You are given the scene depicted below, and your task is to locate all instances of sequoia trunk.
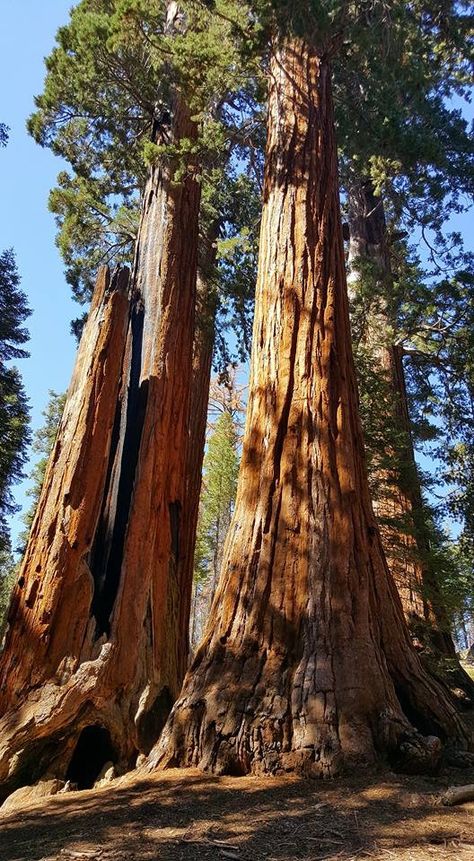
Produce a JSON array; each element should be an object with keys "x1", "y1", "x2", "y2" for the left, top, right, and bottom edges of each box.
[
  {"x1": 347, "y1": 177, "x2": 474, "y2": 699},
  {"x1": 0, "y1": 37, "x2": 201, "y2": 795},
  {"x1": 150, "y1": 38, "x2": 470, "y2": 779},
  {"x1": 176, "y1": 237, "x2": 218, "y2": 667}
]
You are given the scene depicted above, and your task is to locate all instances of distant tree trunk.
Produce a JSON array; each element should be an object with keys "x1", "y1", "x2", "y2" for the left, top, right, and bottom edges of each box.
[
  {"x1": 150, "y1": 38, "x2": 470, "y2": 779},
  {"x1": 347, "y1": 176, "x2": 474, "y2": 700},
  {"x1": 0, "y1": 46, "x2": 201, "y2": 796}
]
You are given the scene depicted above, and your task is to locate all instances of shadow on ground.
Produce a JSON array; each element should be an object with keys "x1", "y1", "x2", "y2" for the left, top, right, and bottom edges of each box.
[{"x1": 1, "y1": 767, "x2": 473, "y2": 861}]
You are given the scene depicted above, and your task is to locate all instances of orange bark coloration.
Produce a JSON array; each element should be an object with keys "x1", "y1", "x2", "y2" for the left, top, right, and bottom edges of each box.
[
  {"x1": 150, "y1": 38, "x2": 471, "y2": 779},
  {"x1": 0, "y1": 61, "x2": 201, "y2": 796}
]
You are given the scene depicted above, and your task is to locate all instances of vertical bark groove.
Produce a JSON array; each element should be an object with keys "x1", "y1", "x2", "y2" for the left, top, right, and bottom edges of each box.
[{"x1": 150, "y1": 38, "x2": 471, "y2": 780}]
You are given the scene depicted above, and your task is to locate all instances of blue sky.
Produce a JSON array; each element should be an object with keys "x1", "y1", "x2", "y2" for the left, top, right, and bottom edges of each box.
[{"x1": 0, "y1": 0, "x2": 76, "y2": 545}]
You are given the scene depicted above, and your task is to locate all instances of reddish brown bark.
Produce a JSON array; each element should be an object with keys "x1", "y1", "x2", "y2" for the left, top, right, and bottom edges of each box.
[
  {"x1": 176, "y1": 238, "x2": 219, "y2": 670},
  {"x1": 0, "y1": 267, "x2": 129, "y2": 697},
  {"x1": 0, "y1": 267, "x2": 131, "y2": 793},
  {"x1": 0, "y1": 49, "x2": 201, "y2": 795},
  {"x1": 150, "y1": 38, "x2": 471, "y2": 779},
  {"x1": 347, "y1": 178, "x2": 474, "y2": 699},
  {"x1": 347, "y1": 179, "x2": 435, "y2": 622}
]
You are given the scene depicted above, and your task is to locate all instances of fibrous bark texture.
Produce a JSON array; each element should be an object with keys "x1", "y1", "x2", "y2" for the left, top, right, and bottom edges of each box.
[
  {"x1": 178, "y1": 236, "x2": 218, "y2": 657},
  {"x1": 346, "y1": 179, "x2": 427, "y2": 621},
  {"x1": 0, "y1": 267, "x2": 130, "y2": 794},
  {"x1": 0, "y1": 39, "x2": 201, "y2": 796},
  {"x1": 150, "y1": 38, "x2": 471, "y2": 780},
  {"x1": 347, "y1": 177, "x2": 474, "y2": 700}
]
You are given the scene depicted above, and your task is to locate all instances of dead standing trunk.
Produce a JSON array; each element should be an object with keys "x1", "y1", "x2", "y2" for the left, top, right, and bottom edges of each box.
[
  {"x1": 150, "y1": 38, "x2": 471, "y2": 779},
  {"x1": 0, "y1": 7, "x2": 201, "y2": 794},
  {"x1": 347, "y1": 176, "x2": 474, "y2": 699},
  {"x1": 0, "y1": 267, "x2": 131, "y2": 792}
]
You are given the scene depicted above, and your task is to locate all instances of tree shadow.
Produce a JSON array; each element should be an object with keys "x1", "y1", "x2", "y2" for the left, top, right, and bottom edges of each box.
[{"x1": 1, "y1": 768, "x2": 473, "y2": 861}]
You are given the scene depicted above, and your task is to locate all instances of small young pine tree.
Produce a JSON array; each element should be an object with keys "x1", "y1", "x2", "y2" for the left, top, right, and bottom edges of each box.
[{"x1": 192, "y1": 410, "x2": 239, "y2": 646}]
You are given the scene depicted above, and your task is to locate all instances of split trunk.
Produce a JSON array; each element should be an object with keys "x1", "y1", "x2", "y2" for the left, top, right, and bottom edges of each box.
[
  {"x1": 150, "y1": 37, "x2": 471, "y2": 779},
  {"x1": 0, "y1": 78, "x2": 201, "y2": 799}
]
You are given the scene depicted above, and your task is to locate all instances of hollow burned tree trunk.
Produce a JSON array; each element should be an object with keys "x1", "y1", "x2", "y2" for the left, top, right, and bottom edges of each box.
[
  {"x1": 0, "y1": 56, "x2": 201, "y2": 797},
  {"x1": 347, "y1": 176, "x2": 474, "y2": 701},
  {"x1": 150, "y1": 37, "x2": 471, "y2": 780},
  {"x1": 0, "y1": 266, "x2": 130, "y2": 793}
]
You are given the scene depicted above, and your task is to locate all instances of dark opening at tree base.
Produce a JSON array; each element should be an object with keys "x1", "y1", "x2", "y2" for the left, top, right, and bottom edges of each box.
[{"x1": 66, "y1": 725, "x2": 117, "y2": 790}]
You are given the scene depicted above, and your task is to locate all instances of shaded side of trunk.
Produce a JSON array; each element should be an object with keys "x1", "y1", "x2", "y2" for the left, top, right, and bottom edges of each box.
[
  {"x1": 347, "y1": 177, "x2": 473, "y2": 700},
  {"x1": 150, "y1": 39, "x2": 470, "y2": 780},
  {"x1": 0, "y1": 14, "x2": 202, "y2": 793},
  {"x1": 176, "y1": 235, "x2": 219, "y2": 672}
]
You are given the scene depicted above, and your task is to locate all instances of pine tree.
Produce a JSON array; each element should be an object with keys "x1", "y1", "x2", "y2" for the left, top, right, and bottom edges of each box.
[
  {"x1": 18, "y1": 391, "x2": 66, "y2": 552},
  {"x1": 0, "y1": 249, "x2": 30, "y2": 555},
  {"x1": 192, "y1": 408, "x2": 239, "y2": 645},
  {"x1": 0, "y1": 547, "x2": 15, "y2": 642}
]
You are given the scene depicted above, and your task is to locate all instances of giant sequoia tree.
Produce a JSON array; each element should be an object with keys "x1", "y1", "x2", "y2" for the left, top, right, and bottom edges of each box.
[
  {"x1": 26, "y1": 0, "x2": 260, "y2": 678},
  {"x1": 151, "y1": 9, "x2": 471, "y2": 777},
  {"x1": 0, "y1": 0, "x2": 260, "y2": 800},
  {"x1": 0, "y1": 0, "x2": 205, "y2": 798},
  {"x1": 346, "y1": 177, "x2": 474, "y2": 702}
]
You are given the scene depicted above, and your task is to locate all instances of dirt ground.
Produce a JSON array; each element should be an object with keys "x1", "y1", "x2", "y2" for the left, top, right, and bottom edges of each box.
[{"x1": 1, "y1": 764, "x2": 473, "y2": 861}]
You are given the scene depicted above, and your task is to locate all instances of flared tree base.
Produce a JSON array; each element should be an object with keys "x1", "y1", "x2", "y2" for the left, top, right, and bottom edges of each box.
[{"x1": 148, "y1": 632, "x2": 472, "y2": 780}]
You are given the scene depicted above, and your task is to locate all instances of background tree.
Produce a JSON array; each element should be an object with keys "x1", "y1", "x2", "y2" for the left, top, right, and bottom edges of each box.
[
  {"x1": 191, "y1": 398, "x2": 240, "y2": 646},
  {"x1": 0, "y1": 548, "x2": 15, "y2": 642},
  {"x1": 18, "y1": 390, "x2": 66, "y2": 552},
  {"x1": 0, "y1": 249, "x2": 30, "y2": 556},
  {"x1": 332, "y1": 0, "x2": 474, "y2": 670},
  {"x1": 346, "y1": 181, "x2": 474, "y2": 702}
]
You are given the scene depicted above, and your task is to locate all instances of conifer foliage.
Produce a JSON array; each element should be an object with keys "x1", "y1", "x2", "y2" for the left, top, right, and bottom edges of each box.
[
  {"x1": 0, "y1": 249, "x2": 30, "y2": 556},
  {"x1": 192, "y1": 404, "x2": 240, "y2": 646}
]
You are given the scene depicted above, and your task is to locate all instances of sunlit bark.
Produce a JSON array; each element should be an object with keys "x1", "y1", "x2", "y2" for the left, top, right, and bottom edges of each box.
[{"x1": 151, "y1": 38, "x2": 470, "y2": 778}]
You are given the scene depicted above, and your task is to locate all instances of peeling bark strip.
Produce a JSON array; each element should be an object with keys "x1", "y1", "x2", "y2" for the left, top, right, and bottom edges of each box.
[
  {"x1": 150, "y1": 38, "x2": 471, "y2": 779},
  {"x1": 347, "y1": 178, "x2": 474, "y2": 700},
  {"x1": 0, "y1": 4, "x2": 201, "y2": 795}
]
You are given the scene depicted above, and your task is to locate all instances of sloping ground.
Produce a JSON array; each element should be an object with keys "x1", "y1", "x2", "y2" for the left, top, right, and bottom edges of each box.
[{"x1": 1, "y1": 767, "x2": 473, "y2": 861}]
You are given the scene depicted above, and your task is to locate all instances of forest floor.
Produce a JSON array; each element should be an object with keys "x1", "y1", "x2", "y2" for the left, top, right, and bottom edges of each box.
[{"x1": 1, "y1": 763, "x2": 474, "y2": 861}]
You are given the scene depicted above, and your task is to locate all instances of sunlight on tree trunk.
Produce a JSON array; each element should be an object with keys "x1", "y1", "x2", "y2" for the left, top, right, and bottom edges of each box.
[{"x1": 150, "y1": 37, "x2": 471, "y2": 779}]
